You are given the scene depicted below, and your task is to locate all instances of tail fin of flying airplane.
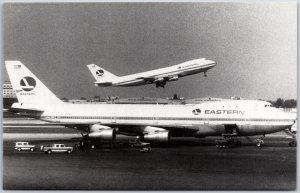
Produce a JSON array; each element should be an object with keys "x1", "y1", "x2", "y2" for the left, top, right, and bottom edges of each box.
[
  {"x1": 87, "y1": 64, "x2": 119, "y2": 82},
  {"x1": 5, "y1": 61, "x2": 63, "y2": 108}
]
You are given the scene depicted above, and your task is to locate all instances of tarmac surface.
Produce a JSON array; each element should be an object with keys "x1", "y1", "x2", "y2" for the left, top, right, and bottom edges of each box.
[
  {"x1": 3, "y1": 135, "x2": 296, "y2": 190},
  {"x1": 3, "y1": 118, "x2": 297, "y2": 190}
]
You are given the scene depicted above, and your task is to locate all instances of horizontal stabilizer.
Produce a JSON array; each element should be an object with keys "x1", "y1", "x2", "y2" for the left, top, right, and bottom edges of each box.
[{"x1": 8, "y1": 107, "x2": 44, "y2": 117}]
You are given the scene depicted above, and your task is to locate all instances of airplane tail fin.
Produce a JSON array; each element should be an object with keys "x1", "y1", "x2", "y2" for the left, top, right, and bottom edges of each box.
[
  {"x1": 5, "y1": 61, "x2": 62, "y2": 109},
  {"x1": 87, "y1": 64, "x2": 118, "y2": 82}
]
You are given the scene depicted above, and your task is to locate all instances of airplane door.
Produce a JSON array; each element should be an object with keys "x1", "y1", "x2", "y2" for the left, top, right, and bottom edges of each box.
[
  {"x1": 204, "y1": 114, "x2": 209, "y2": 125},
  {"x1": 111, "y1": 113, "x2": 117, "y2": 123}
]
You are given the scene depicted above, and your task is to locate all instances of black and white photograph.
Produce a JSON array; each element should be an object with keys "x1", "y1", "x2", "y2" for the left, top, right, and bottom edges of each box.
[{"x1": 2, "y1": 2, "x2": 297, "y2": 190}]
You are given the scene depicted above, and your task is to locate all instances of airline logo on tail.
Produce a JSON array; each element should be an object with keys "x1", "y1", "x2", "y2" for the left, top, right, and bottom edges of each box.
[
  {"x1": 96, "y1": 69, "x2": 104, "y2": 77},
  {"x1": 20, "y1": 77, "x2": 36, "y2": 91}
]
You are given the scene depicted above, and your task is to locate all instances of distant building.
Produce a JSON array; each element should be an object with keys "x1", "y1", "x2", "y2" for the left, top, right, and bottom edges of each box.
[
  {"x1": 3, "y1": 84, "x2": 18, "y2": 108},
  {"x1": 3, "y1": 84, "x2": 16, "y2": 98},
  {"x1": 185, "y1": 97, "x2": 228, "y2": 104},
  {"x1": 68, "y1": 99, "x2": 88, "y2": 104}
]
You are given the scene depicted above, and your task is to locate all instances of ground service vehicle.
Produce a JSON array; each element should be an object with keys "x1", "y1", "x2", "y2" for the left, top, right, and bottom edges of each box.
[
  {"x1": 15, "y1": 142, "x2": 35, "y2": 151},
  {"x1": 41, "y1": 144, "x2": 73, "y2": 154}
]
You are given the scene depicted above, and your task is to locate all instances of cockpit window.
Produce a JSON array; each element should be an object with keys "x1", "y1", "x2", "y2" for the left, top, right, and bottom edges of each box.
[{"x1": 265, "y1": 104, "x2": 274, "y2": 107}]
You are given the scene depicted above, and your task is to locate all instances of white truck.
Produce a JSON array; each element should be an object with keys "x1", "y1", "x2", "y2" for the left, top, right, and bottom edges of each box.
[
  {"x1": 41, "y1": 144, "x2": 73, "y2": 154},
  {"x1": 15, "y1": 142, "x2": 35, "y2": 151}
]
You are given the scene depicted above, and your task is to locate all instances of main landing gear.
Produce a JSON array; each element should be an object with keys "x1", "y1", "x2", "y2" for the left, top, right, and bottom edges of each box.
[
  {"x1": 77, "y1": 132, "x2": 99, "y2": 149},
  {"x1": 155, "y1": 81, "x2": 166, "y2": 88},
  {"x1": 75, "y1": 140, "x2": 101, "y2": 149},
  {"x1": 215, "y1": 133, "x2": 242, "y2": 149},
  {"x1": 216, "y1": 134, "x2": 266, "y2": 149}
]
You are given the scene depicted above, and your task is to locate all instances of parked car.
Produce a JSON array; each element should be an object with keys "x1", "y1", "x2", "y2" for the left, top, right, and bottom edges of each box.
[
  {"x1": 15, "y1": 142, "x2": 35, "y2": 151},
  {"x1": 41, "y1": 144, "x2": 73, "y2": 154}
]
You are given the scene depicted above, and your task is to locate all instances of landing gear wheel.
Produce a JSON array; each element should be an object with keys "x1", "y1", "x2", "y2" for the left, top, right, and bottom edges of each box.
[
  {"x1": 256, "y1": 138, "x2": 264, "y2": 148},
  {"x1": 155, "y1": 81, "x2": 166, "y2": 88},
  {"x1": 289, "y1": 141, "x2": 297, "y2": 147},
  {"x1": 47, "y1": 150, "x2": 52, "y2": 154},
  {"x1": 67, "y1": 150, "x2": 71, "y2": 154},
  {"x1": 257, "y1": 142, "x2": 264, "y2": 148}
]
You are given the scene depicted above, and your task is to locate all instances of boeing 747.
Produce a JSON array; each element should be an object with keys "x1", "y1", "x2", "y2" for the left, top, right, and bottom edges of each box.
[
  {"x1": 5, "y1": 61, "x2": 295, "y2": 148},
  {"x1": 87, "y1": 58, "x2": 216, "y2": 88}
]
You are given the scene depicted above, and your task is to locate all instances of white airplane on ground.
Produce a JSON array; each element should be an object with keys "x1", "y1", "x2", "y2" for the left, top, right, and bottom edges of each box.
[
  {"x1": 5, "y1": 61, "x2": 296, "y2": 147},
  {"x1": 87, "y1": 58, "x2": 216, "y2": 88}
]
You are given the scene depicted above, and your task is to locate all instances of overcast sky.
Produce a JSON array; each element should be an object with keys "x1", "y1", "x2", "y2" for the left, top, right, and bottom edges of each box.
[{"x1": 3, "y1": 3, "x2": 297, "y2": 100}]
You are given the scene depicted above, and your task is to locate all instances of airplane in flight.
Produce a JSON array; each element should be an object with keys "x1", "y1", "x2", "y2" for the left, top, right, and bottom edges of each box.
[
  {"x1": 5, "y1": 61, "x2": 296, "y2": 148},
  {"x1": 87, "y1": 58, "x2": 216, "y2": 88}
]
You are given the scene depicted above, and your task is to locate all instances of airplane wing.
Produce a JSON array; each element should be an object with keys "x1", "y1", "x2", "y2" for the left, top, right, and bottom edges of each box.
[
  {"x1": 137, "y1": 75, "x2": 178, "y2": 83},
  {"x1": 8, "y1": 107, "x2": 44, "y2": 117},
  {"x1": 136, "y1": 77, "x2": 156, "y2": 82}
]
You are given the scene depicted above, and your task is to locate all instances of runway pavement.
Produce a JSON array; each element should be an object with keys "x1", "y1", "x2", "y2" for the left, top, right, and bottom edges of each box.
[{"x1": 3, "y1": 136, "x2": 296, "y2": 190}]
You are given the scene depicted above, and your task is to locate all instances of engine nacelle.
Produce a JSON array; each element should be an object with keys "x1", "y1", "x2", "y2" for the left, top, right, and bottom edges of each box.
[
  {"x1": 154, "y1": 77, "x2": 165, "y2": 82},
  {"x1": 169, "y1": 76, "x2": 179, "y2": 81},
  {"x1": 88, "y1": 125, "x2": 116, "y2": 140},
  {"x1": 143, "y1": 126, "x2": 170, "y2": 142}
]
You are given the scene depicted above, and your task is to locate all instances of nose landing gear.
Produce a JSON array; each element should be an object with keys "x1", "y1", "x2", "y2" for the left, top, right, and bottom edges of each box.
[
  {"x1": 256, "y1": 137, "x2": 264, "y2": 148},
  {"x1": 284, "y1": 129, "x2": 297, "y2": 147}
]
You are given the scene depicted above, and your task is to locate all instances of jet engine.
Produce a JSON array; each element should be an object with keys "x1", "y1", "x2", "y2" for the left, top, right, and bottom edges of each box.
[
  {"x1": 143, "y1": 126, "x2": 170, "y2": 142},
  {"x1": 168, "y1": 76, "x2": 179, "y2": 81},
  {"x1": 88, "y1": 124, "x2": 116, "y2": 140}
]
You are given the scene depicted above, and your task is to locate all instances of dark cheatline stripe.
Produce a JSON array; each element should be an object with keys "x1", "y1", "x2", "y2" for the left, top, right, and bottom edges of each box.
[{"x1": 42, "y1": 116, "x2": 294, "y2": 123}]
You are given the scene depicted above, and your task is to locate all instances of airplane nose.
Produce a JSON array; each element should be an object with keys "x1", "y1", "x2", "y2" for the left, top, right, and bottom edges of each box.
[{"x1": 207, "y1": 60, "x2": 217, "y2": 67}]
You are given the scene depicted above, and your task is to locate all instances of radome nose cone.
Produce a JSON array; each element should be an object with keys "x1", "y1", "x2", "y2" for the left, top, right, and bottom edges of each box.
[{"x1": 205, "y1": 59, "x2": 217, "y2": 66}]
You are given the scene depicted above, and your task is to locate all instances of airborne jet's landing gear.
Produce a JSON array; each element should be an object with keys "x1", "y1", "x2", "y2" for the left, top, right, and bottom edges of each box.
[
  {"x1": 155, "y1": 81, "x2": 166, "y2": 88},
  {"x1": 204, "y1": 71, "x2": 207, "y2": 77}
]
